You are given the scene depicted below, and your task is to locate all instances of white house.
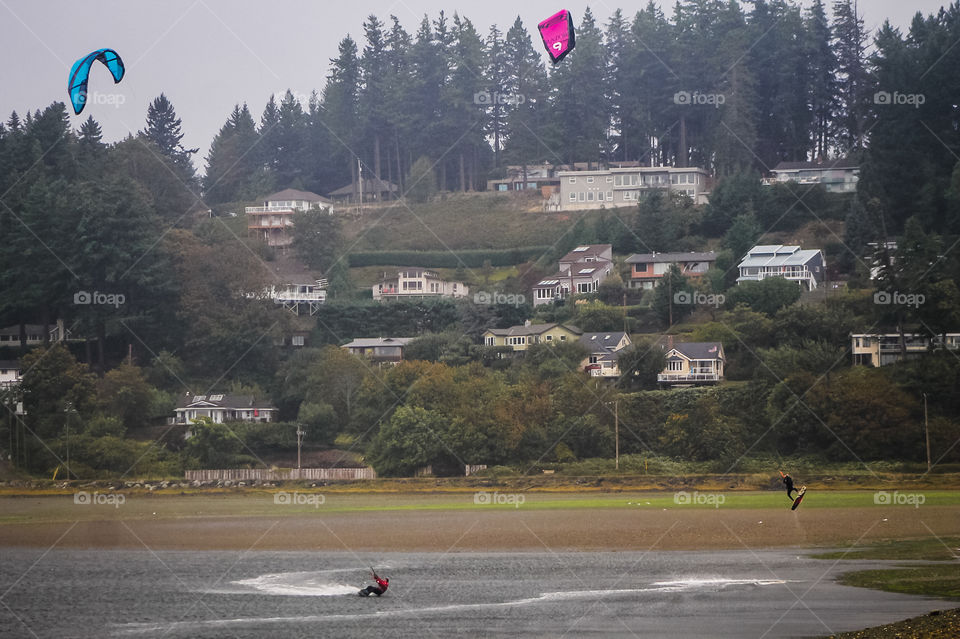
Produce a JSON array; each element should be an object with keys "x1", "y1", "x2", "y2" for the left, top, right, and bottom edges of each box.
[
  {"x1": 0, "y1": 360, "x2": 21, "y2": 387},
  {"x1": 658, "y1": 342, "x2": 725, "y2": 386},
  {"x1": 246, "y1": 188, "x2": 334, "y2": 247},
  {"x1": 172, "y1": 393, "x2": 277, "y2": 425},
  {"x1": 766, "y1": 157, "x2": 859, "y2": 193},
  {"x1": 533, "y1": 245, "x2": 614, "y2": 306},
  {"x1": 372, "y1": 270, "x2": 468, "y2": 301},
  {"x1": 580, "y1": 332, "x2": 631, "y2": 378},
  {"x1": 736, "y1": 245, "x2": 826, "y2": 290},
  {"x1": 0, "y1": 360, "x2": 25, "y2": 415}
]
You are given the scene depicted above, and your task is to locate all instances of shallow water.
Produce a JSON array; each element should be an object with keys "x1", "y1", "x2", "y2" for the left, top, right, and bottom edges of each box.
[{"x1": 0, "y1": 548, "x2": 949, "y2": 638}]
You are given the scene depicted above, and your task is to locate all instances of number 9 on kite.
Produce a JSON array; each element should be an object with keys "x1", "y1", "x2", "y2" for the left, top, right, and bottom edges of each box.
[
  {"x1": 68, "y1": 48, "x2": 125, "y2": 115},
  {"x1": 538, "y1": 10, "x2": 575, "y2": 63}
]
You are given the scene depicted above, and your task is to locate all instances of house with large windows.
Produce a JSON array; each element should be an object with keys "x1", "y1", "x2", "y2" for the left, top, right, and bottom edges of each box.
[
  {"x1": 766, "y1": 157, "x2": 859, "y2": 193},
  {"x1": 172, "y1": 393, "x2": 277, "y2": 424},
  {"x1": 558, "y1": 166, "x2": 711, "y2": 210},
  {"x1": 736, "y1": 245, "x2": 825, "y2": 290},
  {"x1": 851, "y1": 332, "x2": 960, "y2": 367},
  {"x1": 625, "y1": 251, "x2": 716, "y2": 290},
  {"x1": 246, "y1": 188, "x2": 334, "y2": 248},
  {"x1": 373, "y1": 270, "x2": 468, "y2": 301},
  {"x1": 532, "y1": 244, "x2": 614, "y2": 306},
  {"x1": 482, "y1": 322, "x2": 582, "y2": 351},
  {"x1": 658, "y1": 342, "x2": 725, "y2": 387}
]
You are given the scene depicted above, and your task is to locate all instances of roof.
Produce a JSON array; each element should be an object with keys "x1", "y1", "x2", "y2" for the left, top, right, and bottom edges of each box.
[
  {"x1": 261, "y1": 188, "x2": 331, "y2": 203},
  {"x1": 579, "y1": 332, "x2": 629, "y2": 354},
  {"x1": 772, "y1": 157, "x2": 858, "y2": 172},
  {"x1": 0, "y1": 324, "x2": 49, "y2": 336},
  {"x1": 667, "y1": 342, "x2": 723, "y2": 360},
  {"x1": 328, "y1": 178, "x2": 400, "y2": 197},
  {"x1": 738, "y1": 245, "x2": 822, "y2": 268},
  {"x1": 342, "y1": 337, "x2": 415, "y2": 349},
  {"x1": 175, "y1": 393, "x2": 276, "y2": 410},
  {"x1": 486, "y1": 323, "x2": 582, "y2": 337},
  {"x1": 0, "y1": 360, "x2": 21, "y2": 370},
  {"x1": 559, "y1": 244, "x2": 612, "y2": 264},
  {"x1": 626, "y1": 251, "x2": 716, "y2": 264}
]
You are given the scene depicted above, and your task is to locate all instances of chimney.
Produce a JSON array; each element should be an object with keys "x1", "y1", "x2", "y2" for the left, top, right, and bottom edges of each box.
[
  {"x1": 667, "y1": 335, "x2": 674, "y2": 350},
  {"x1": 524, "y1": 319, "x2": 531, "y2": 327}
]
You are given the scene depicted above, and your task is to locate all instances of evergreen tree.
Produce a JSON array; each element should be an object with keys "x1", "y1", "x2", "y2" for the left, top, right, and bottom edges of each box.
[
  {"x1": 831, "y1": 0, "x2": 871, "y2": 151},
  {"x1": 321, "y1": 37, "x2": 361, "y2": 195},
  {"x1": 203, "y1": 104, "x2": 267, "y2": 204},
  {"x1": 805, "y1": 0, "x2": 837, "y2": 159},
  {"x1": 140, "y1": 94, "x2": 199, "y2": 180}
]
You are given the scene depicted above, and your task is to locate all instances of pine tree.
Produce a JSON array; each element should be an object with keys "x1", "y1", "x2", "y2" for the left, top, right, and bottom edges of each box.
[
  {"x1": 805, "y1": 0, "x2": 837, "y2": 159},
  {"x1": 320, "y1": 37, "x2": 361, "y2": 195},
  {"x1": 832, "y1": 0, "x2": 872, "y2": 151},
  {"x1": 140, "y1": 94, "x2": 199, "y2": 180}
]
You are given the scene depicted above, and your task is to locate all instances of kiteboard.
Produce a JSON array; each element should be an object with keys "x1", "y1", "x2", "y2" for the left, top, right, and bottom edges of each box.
[{"x1": 791, "y1": 485, "x2": 806, "y2": 511}]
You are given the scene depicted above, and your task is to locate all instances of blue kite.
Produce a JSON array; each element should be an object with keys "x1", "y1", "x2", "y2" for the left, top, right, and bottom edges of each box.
[{"x1": 67, "y1": 48, "x2": 125, "y2": 115}]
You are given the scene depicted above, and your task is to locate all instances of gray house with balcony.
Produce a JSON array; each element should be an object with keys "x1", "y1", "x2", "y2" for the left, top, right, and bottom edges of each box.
[{"x1": 736, "y1": 245, "x2": 825, "y2": 290}]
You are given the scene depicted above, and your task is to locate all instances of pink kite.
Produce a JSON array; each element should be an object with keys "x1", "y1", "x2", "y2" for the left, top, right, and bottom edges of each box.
[{"x1": 538, "y1": 10, "x2": 576, "y2": 63}]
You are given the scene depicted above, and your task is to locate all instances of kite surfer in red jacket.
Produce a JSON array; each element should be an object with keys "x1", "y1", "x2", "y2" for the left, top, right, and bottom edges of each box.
[{"x1": 359, "y1": 569, "x2": 389, "y2": 597}]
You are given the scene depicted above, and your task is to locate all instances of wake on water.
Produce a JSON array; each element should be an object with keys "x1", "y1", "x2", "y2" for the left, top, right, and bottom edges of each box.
[{"x1": 113, "y1": 572, "x2": 789, "y2": 635}]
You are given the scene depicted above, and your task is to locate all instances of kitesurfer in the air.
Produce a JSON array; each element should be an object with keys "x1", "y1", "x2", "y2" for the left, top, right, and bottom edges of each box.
[
  {"x1": 779, "y1": 470, "x2": 798, "y2": 499},
  {"x1": 359, "y1": 570, "x2": 389, "y2": 597}
]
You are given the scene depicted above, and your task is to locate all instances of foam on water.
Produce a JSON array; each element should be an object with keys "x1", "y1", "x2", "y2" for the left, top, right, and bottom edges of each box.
[
  {"x1": 114, "y1": 574, "x2": 787, "y2": 635},
  {"x1": 230, "y1": 572, "x2": 357, "y2": 597}
]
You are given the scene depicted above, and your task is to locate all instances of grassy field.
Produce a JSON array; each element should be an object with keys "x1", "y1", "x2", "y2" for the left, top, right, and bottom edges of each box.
[{"x1": 344, "y1": 191, "x2": 587, "y2": 251}]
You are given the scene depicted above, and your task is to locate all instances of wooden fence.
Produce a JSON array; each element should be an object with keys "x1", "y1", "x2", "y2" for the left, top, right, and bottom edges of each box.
[{"x1": 185, "y1": 467, "x2": 376, "y2": 481}]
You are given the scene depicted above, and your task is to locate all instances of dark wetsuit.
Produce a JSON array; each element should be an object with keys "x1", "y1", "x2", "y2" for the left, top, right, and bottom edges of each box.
[
  {"x1": 360, "y1": 575, "x2": 389, "y2": 596},
  {"x1": 782, "y1": 474, "x2": 797, "y2": 499}
]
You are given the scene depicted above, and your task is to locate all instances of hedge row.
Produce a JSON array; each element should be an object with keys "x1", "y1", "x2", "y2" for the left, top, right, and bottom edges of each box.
[{"x1": 348, "y1": 246, "x2": 553, "y2": 269}]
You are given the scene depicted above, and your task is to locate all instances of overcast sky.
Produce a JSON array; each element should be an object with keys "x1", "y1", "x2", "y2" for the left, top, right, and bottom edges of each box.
[{"x1": 0, "y1": 0, "x2": 950, "y2": 168}]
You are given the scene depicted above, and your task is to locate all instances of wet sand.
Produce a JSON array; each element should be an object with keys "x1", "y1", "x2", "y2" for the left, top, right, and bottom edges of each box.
[{"x1": 1, "y1": 499, "x2": 957, "y2": 552}]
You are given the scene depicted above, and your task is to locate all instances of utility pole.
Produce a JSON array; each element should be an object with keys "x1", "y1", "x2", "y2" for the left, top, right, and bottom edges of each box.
[
  {"x1": 614, "y1": 398, "x2": 619, "y2": 471},
  {"x1": 605, "y1": 399, "x2": 620, "y2": 471},
  {"x1": 296, "y1": 425, "x2": 306, "y2": 472},
  {"x1": 923, "y1": 393, "x2": 931, "y2": 472}
]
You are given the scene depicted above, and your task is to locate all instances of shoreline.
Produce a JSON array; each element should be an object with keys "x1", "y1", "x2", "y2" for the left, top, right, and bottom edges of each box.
[{"x1": 1, "y1": 496, "x2": 957, "y2": 552}]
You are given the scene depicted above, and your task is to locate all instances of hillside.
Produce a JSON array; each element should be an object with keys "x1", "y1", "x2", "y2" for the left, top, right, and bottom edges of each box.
[{"x1": 343, "y1": 191, "x2": 591, "y2": 251}]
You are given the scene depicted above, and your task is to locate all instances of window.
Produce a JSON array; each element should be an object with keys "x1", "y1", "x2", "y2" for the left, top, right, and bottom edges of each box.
[
  {"x1": 568, "y1": 177, "x2": 576, "y2": 184},
  {"x1": 668, "y1": 360, "x2": 683, "y2": 372},
  {"x1": 292, "y1": 335, "x2": 305, "y2": 346},
  {"x1": 614, "y1": 175, "x2": 622, "y2": 186},
  {"x1": 586, "y1": 176, "x2": 594, "y2": 184},
  {"x1": 578, "y1": 192, "x2": 585, "y2": 202},
  {"x1": 634, "y1": 263, "x2": 648, "y2": 273},
  {"x1": 569, "y1": 192, "x2": 576, "y2": 201},
  {"x1": 606, "y1": 191, "x2": 613, "y2": 201},
  {"x1": 587, "y1": 191, "x2": 594, "y2": 201},
  {"x1": 545, "y1": 335, "x2": 553, "y2": 341},
  {"x1": 605, "y1": 176, "x2": 613, "y2": 183},
  {"x1": 485, "y1": 336, "x2": 495, "y2": 345}
]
